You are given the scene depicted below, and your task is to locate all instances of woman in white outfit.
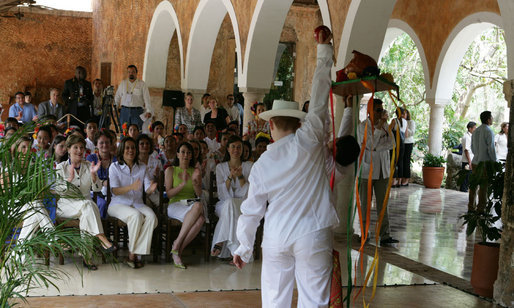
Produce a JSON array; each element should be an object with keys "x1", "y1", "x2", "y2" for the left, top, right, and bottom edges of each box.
[
  {"x1": 165, "y1": 142, "x2": 205, "y2": 269},
  {"x1": 137, "y1": 134, "x2": 162, "y2": 206},
  {"x1": 495, "y1": 122, "x2": 509, "y2": 161},
  {"x1": 211, "y1": 135, "x2": 252, "y2": 258},
  {"x1": 15, "y1": 136, "x2": 54, "y2": 242},
  {"x1": 55, "y1": 134, "x2": 115, "y2": 270},
  {"x1": 108, "y1": 137, "x2": 158, "y2": 269}
]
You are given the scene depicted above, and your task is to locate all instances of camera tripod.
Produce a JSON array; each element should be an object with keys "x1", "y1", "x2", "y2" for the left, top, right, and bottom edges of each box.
[{"x1": 99, "y1": 86, "x2": 122, "y2": 133}]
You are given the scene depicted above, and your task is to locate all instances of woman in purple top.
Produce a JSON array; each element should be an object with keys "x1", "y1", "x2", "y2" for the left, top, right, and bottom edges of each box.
[{"x1": 86, "y1": 131, "x2": 117, "y2": 218}]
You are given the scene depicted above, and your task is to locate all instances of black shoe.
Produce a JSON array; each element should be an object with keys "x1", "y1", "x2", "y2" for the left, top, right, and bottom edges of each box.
[
  {"x1": 380, "y1": 237, "x2": 399, "y2": 246},
  {"x1": 101, "y1": 244, "x2": 117, "y2": 254},
  {"x1": 83, "y1": 260, "x2": 98, "y2": 271}
]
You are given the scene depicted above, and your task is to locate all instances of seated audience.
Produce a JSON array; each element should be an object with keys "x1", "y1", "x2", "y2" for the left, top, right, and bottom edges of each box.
[
  {"x1": 84, "y1": 120, "x2": 99, "y2": 153},
  {"x1": 9, "y1": 91, "x2": 38, "y2": 124},
  {"x1": 137, "y1": 134, "x2": 162, "y2": 206},
  {"x1": 203, "y1": 97, "x2": 230, "y2": 131},
  {"x1": 243, "y1": 102, "x2": 269, "y2": 147},
  {"x1": 211, "y1": 136, "x2": 252, "y2": 259},
  {"x1": 165, "y1": 142, "x2": 205, "y2": 269},
  {"x1": 55, "y1": 134, "x2": 116, "y2": 270},
  {"x1": 86, "y1": 131, "x2": 117, "y2": 219},
  {"x1": 49, "y1": 135, "x2": 68, "y2": 165},
  {"x1": 193, "y1": 126, "x2": 206, "y2": 140},
  {"x1": 160, "y1": 135, "x2": 177, "y2": 168},
  {"x1": 127, "y1": 123, "x2": 140, "y2": 140},
  {"x1": 253, "y1": 135, "x2": 270, "y2": 161},
  {"x1": 204, "y1": 121, "x2": 219, "y2": 153},
  {"x1": 151, "y1": 121, "x2": 165, "y2": 152},
  {"x1": 175, "y1": 92, "x2": 202, "y2": 133},
  {"x1": 34, "y1": 125, "x2": 52, "y2": 154},
  {"x1": 242, "y1": 141, "x2": 252, "y2": 162},
  {"x1": 108, "y1": 137, "x2": 158, "y2": 269},
  {"x1": 38, "y1": 88, "x2": 65, "y2": 124}
]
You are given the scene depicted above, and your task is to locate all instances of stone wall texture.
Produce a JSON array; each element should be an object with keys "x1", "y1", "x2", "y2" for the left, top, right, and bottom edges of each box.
[{"x1": 0, "y1": 12, "x2": 92, "y2": 121}]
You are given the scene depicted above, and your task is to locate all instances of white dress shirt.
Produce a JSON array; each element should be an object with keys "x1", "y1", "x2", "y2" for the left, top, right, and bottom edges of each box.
[
  {"x1": 471, "y1": 124, "x2": 496, "y2": 164},
  {"x1": 404, "y1": 120, "x2": 416, "y2": 144},
  {"x1": 235, "y1": 44, "x2": 339, "y2": 263},
  {"x1": 85, "y1": 138, "x2": 95, "y2": 153},
  {"x1": 114, "y1": 79, "x2": 152, "y2": 114},
  {"x1": 56, "y1": 160, "x2": 102, "y2": 199},
  {"x1": 357, "y1": 119, "x2": 395, "y2": 180},
  {"x1": 461, "y1": 131, "x2": 473, "y2": 163},
  {"x1": 109, "y1": 161, "x2": 152, "y2": 209},
  {"x1": 216, "y1": 161, "x2": 253, "y2": 201},
  {"x1": 226, "y1": 105, "x2": 240, "y2": 124},
  {"x1": 204, "y1": 136, "x2": 220, "y2": 153},
  {"x1": 495, "y1": 133, "x2": 508, "y2": 160}
]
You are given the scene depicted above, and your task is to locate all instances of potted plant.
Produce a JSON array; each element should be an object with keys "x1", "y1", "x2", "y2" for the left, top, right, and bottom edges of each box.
[
  {"x1": 0, "y1": 126, "x2": 112, "y2": 307},
  {"x1": 459, "y1": 161, "x2": 504, "y2": 298},
  {"x1": 422, "y1": 153, "x2": 446, "y2": 188}
]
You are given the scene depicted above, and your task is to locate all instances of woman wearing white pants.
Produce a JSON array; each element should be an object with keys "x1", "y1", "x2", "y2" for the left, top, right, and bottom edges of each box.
[
  {"x1": 108, "y1": 137, "x2": 158, "y2": 269},
  {"x1": 211, "y1": 135, "x2": 252, "y2": 259},
  {"x1": 56, "y1": 134, "x2": 116, "y2": 270}
]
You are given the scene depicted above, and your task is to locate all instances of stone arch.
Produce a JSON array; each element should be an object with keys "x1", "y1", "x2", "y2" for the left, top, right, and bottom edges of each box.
[
  {"x1": 432, "y1": 12, "x2": 503, "y2": 100},
  {"x1": 142, "y1": 1, "x2": 184, "y2": 88},
  {"x1": 239, "y1": 0, "x2": 294, "y2": 90},
  {"x1": 184, "y1": 0, "x2": 242, "y2": 92},
  {"x1": 336, "y1": 0, "x2": 396, "y2": 72},
  {"x1": 380, "y1": 19, "x2": 430, "y2": 93}
]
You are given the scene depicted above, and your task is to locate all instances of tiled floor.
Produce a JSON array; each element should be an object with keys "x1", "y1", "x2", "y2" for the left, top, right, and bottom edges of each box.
[
  {"x1": 20, "y1": 184, "x2": 490, "y2": 307},
  {"x1": 355, "y1": 184, "x2": 475, "y2": 280}
]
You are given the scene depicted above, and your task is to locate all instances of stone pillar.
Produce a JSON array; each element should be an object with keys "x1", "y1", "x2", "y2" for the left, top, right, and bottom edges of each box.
[
  {"x1": 427, "y1": 98, "x2": 449, "y2": 155},
  {"x1": 493, "y1": 80, "x2": 514, "y2": 307},
  {"x1": 240, "y1": 88, "x2": 268, "y2": 131}
]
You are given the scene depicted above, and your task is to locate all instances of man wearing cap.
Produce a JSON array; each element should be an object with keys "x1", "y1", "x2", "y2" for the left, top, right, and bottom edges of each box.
[
  {"x1": 233, "y1": 35, "x2": 337, "y2": 307},
  {"x1": 9, "y1": 91, "x2": 38, "y2": 124}
]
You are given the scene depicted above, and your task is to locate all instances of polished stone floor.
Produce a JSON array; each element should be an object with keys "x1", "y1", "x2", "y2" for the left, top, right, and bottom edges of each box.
[
  {"x1": 21, "y1": 184, "x2": 491, "y2": 307},
  {"x1": 354, "y1": 184, "x2": 474, "y2": 280}
]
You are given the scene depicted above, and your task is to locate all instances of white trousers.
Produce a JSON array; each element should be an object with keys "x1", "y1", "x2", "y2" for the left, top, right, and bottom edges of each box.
[
  {"x1": 19, "y1": 202, "x2": 54, "y2": 241},
  {"x1": 108, "y1": 203, "x2": 157, "y2": 255},
  {"x1": 212, "y1": 198, "x2": 243, "y2": 259},
  {"x1": 261, "y1": 228, "x2": 333, "y2": 308},
  {"x1": 57, "y1": 198, "x2": 103, "y2": 236}
]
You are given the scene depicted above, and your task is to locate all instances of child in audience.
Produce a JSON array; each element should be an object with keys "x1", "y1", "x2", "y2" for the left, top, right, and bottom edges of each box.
[
  {"x1": 128, "y1": 123, "x2": 140, "y2": 140},
  {"x1": 84, "y1": 120, "x2": 99, "y2": 153},
  {"x1": 151, "y1": 121, "x2": 165, "y2": 152},
  {"x1": 253, "y1": 135, "x2": 270, "y2": 161}
]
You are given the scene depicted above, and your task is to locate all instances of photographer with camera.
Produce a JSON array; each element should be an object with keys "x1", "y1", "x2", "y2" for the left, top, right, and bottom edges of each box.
[
  {"x1": 62, "y1": 66, "x2": 94, "y2": 128},
  {"x1": 115, "y1": 65, "x2": 152, "y2": 130}
]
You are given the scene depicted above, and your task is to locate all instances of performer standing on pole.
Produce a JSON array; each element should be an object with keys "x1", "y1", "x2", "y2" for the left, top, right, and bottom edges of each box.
[{"x1": 233, "y1": 28, "x2": 338, "y2": 307}]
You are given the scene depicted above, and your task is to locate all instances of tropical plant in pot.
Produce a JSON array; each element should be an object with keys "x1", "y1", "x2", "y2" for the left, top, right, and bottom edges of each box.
[
  {"x1": 422, "y1": 153, "x2": 446, "y2": 188},
  {"x1": 0, "y1": 126, "x2": 113, "y2": 307},
  {"x1": 459, "y1": 161, "x2": 504, "y2": 298}
]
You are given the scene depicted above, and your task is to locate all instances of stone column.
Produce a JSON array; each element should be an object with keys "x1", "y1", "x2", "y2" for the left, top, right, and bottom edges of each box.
[
  {"x1": 427, "y1": 98, "x2": 449, "y2": 155},
  {"x1": 240, "y1": 88, "x2": 268, "y2": 131},
  {"x1": 493, "y1": 80, "x2": 514, "y2": 306}
]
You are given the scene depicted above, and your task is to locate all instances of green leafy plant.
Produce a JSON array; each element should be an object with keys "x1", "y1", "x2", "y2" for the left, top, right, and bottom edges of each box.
[
  {"x1": 422, "y1": 153, "x2": 446, "y2": 167},
  {"x1": 0, "y1": 126, "x2": 112, "y2": 307},
  {"x1": 459, "y1": 161, "x2": 504, "y2": 243}
]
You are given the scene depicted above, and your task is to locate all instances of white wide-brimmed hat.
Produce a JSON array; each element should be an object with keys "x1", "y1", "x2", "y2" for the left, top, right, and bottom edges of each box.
[{"x1": 258, "y1": 100, "x2": 306, "y2": 122}]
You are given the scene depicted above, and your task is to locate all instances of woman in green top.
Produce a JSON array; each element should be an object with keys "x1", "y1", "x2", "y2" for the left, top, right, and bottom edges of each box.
[{"x1": 165, "y1": 142, "x2": 204, "y2": 268}]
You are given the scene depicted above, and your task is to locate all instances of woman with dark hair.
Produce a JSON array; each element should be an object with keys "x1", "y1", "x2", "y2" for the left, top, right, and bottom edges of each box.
[
  {"x1": 86, "y1": 131, "x2": 117, "y2": 218},
  {"x1": 495, "y1": 122, "x2": 509, "y2": 161},
  {"x1": 401, "y1": 109, "x2": 415, "y2": 186},
  {"x1": 253, "y1": 135, "x2": 270, "y2": 161},
  {"x1": 203, "y1": 97, "x2": 230, "y2": 131},
  {"x1": 390, "y1": 107, "x2": 406, "y2": 187},
  {"x1": 137, "y1": 134, "x2": 162, "y2": 205},
  {"x1": 108, "y1": 137, "x2": 158, "y2": 269},
  {"x1": 49, "y1": 134, "x2": 68, "y2": 164},
  {"x1": 242, "y1": 140, "x2": 252, "y2": 162},
  {"x1": 211, "y1": 135, "x2": 253, "y2": 258},
  {"x1": 127, "y1": 123, "x2": 140, "y2": 140},
  {"x1": 160, "y1": 135, "x2": 177, "y2": 168},
  {"x1": 302, "y1": 100, "x2": 310, "y2": 112},
  {"x1": 165, "y1": 142, "x2": 204, "y2": 268},
  {"x1": 55, "y1": 134, "x2": 116, "y2": 270},
  {"x1": 243, "y1": 102, "x2": 270, "y2": 147},
  {"x1": 151, "y1": 121, "x2": 165, "y2": 152}
]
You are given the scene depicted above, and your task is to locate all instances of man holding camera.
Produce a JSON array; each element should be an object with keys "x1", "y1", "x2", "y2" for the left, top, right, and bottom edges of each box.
[
  {"x1": 62, "y1": 66, "x2": 94, "y2": 128},
  {"x1": 114, "y1": 65, "x2": 152, "y2": 129}
]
